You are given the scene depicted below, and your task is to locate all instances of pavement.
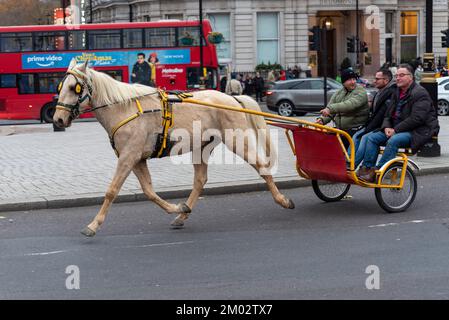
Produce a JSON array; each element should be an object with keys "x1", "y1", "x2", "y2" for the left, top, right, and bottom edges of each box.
[{"x1": 1, "y1": 113, "x2": 448, "y2": 212}]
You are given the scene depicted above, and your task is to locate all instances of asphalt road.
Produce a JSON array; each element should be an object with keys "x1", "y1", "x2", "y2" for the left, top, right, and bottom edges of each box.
[{"x1": 1, "y1": 173, "x2": 449, "y2": 300}]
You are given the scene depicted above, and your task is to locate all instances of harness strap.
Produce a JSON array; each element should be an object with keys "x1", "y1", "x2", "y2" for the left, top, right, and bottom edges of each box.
[
  {"x1": 150, "y1": 89, "x2": 175, "y2": 158},
  {"x1": 109, "y1": 99, "x2": 143, "y2": 157}
]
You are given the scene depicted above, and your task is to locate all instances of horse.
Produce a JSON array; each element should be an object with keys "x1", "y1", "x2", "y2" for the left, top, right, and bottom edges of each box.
[{"x1": 53, "y1": 59, "x2": 295, "y2": 237}]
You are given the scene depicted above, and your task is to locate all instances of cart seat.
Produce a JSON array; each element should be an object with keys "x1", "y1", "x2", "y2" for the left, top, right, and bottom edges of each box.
[{"x1": 292, "y1": 126, "x2": 354, "y2": 184}]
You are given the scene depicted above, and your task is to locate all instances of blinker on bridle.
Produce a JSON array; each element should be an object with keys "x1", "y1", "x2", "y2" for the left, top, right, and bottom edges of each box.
[{"x1": 56, "y1": 70, "x2": 93, "y2": 118}]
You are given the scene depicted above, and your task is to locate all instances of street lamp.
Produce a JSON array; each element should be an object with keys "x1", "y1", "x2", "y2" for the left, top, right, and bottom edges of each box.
[{"x1": 199, "y1": 0, "x2": 205, "y2": 88}]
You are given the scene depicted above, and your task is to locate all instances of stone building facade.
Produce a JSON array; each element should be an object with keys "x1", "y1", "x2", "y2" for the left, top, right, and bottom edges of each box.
[{"x1": 87, "y1": 0, "x2": 449, "y2": 76}]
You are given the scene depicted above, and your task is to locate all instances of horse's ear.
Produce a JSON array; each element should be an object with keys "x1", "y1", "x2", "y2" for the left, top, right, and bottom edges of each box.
[
  {"x1": 68, "y1": 58, "x2": 77, "y2": 70},
  {"x1": 79, "y1": 59, "x2": 89, "y2": 72}
]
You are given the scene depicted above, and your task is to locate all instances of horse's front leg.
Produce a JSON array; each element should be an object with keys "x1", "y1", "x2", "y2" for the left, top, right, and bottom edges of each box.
[
  {"x1": 81, "y1": 152, "x2": 140, "y2": 237},
  {"x1": 133, "y1": 160, "x2": 191, "y2": 214},
  {"x1": 171, "y1": 162, "x2": 208, "y2": 228}
]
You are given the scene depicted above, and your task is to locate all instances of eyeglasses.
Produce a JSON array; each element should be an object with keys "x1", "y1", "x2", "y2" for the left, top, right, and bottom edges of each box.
[{"x1": 395, "y1": 73, "x2": 411, "y2": 78}]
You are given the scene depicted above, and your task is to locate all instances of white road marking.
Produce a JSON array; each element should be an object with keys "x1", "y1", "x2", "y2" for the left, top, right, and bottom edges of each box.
[
  {"x1": 368, "y1": 219, "x2": 429, "y2": 228},
  {"x1": 24, "y1": 250, "x2": 69, "y2": 256}
]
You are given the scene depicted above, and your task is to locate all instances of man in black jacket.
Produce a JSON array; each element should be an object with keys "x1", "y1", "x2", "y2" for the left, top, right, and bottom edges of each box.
[
  {"x1": 358, "y1": 64, "x2": 440, "y2": 182},
  {"x1": 131, "y1": 53, "x2": 152, "y2": 86},
  {"x1": 352, "y1": 68, "x2": 395, "y2": 171}
]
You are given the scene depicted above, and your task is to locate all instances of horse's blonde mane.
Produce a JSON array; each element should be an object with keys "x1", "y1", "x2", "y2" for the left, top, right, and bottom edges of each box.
[{"x1": 79, "y1": 66, "x2": 157, "y2": 106}]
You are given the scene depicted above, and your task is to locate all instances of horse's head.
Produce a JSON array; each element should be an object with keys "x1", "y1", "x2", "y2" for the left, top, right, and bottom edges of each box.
[{"x1": 53, "y1": 59, "x2": 93, "y2": 128}]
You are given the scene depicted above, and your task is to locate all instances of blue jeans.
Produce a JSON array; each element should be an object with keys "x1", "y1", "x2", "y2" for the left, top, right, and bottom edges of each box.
[
  {"x1": 361, "y1": 131, "x2": 412, "y2": 168},
  {"x1": 348, "y1": 128, "x2": 367, "y2": 168}
]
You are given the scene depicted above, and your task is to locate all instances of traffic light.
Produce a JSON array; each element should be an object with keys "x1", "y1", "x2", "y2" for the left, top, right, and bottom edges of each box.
[
  {"x1": 346, "y1": 36, "x2": 356, "y2": 53},
  {"x1": 441, "y1": 29, "x2": 449, "y2": 48},
  {"x1": 309, "y1": 26, "x2": 321, "y2": 51},
  {"x1": 360, "y1": 41, "x2": 368, "y2": 52}
]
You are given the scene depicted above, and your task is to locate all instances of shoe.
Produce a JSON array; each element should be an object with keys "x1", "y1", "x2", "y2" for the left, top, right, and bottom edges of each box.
[
  {"x1": 356, "y1": 166, "x2": 368, "y2": 177},
  {"x1": 359, "y1": 168, "x2": 376, "y2": 182}
]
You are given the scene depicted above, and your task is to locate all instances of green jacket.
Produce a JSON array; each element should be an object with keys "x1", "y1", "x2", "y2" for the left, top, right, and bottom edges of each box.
[{"x1": 319, "y1": 85, "x2": 369, "y2": 131}]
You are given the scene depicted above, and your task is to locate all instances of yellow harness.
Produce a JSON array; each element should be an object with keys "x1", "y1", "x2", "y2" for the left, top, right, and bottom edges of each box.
[{"x1": 110, "y1": 89, "x2": 192, "y2": 158}]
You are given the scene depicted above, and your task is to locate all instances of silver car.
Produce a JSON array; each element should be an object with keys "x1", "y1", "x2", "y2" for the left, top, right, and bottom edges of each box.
[{"x1": 266, "y1": 78, "x2": 376, "y2": 117}]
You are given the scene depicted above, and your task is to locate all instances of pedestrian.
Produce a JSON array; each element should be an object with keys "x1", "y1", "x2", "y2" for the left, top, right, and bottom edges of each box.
[
  {"x1": 131, "y1": 53, "x2": 152, "y2": 86},
  {"x1": 316, "y1": 68, "x2": 369, "y2": 149},
  {"x1": 225, "y1": 72, "x2": 243, "y2": 96},
  {"x1": 358, "y1": 64, "x2": 440, "y2": 182},
  {"x1": 220, "y1": 75, "x2": 227, "y2": 93},
  {"x1": 243, "y1": 74, "x2": 253, "y2": 96},
  {"x1": 414, "y1": 64, "x2": 423, "y2": 83},
  {"x1": 254, "y1": 71, "x2": 265, "y2": 102}
]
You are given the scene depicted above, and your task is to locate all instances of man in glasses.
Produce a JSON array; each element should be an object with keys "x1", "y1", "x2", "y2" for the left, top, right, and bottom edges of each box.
[
  {"x1": 131, "y1": 53, "x2": 152, "y2": 86},
  {"x1": 358, "y1": 64, "x2": 439, "y2": 182},
  {"x1": 353, "y1": 68, "x2": 396, "y2": 176}
]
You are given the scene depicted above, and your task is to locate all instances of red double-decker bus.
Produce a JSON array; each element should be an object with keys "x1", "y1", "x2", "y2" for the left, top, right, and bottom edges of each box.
[{"x1": 0, "y1": 20, "x2": 219, "y2": 122}]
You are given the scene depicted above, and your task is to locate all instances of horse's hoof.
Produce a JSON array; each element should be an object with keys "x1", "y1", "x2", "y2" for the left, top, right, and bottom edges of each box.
[
  {"x1": 287, "y1": 199, "x2": 295, "y2": 209},
  {"x1": 170, "y1": 218, "x2": 185, "y2": 229},
  {"x1": 180, "y1": 203, "x2": 192, "y2": 214},
  {"x1": 81, "y1": 227, "x2": 96, "y2": 237}
]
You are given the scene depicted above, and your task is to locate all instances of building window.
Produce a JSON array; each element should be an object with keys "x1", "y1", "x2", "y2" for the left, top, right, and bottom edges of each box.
[
  {"x1": 208, "y1": 13, "x2": 231, "y2": 60},
  {"x1": 257, "y1": 13, "x2": 279, "y2": 65},
  {"x1": 385, "y1": 11, "x2": 393, "y2": 34},
  {"x1": 400, "y1": 11, "x2": 418, "y2": 63},
  {"x1": 165, "y1": 13, "x2": 183, "y2": 20}
]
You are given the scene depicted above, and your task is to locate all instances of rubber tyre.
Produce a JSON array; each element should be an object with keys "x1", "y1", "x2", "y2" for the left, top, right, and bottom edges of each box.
[
  {"x1": 437, "y1": 99, "x2": 449, "y2": 116},
  {"x1": 375, "y1": 164, "x2": 417, "y2": 213},
  {"x1": 41, "y1": 102, "x2": 56, "y2": 123},
  {"x1": 277, "y1": 101, "x2": 294, "y2": 117},
  {"x1": 312, "y1": 180, "x2": 351, "y2": 202}
]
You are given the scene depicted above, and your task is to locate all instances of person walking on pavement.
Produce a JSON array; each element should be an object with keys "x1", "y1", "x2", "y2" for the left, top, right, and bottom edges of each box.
[
  {"x1": 316, "y1": 68, "x2": 369, "y2": 148},
  {"x1": 254, "y1": 72, "x2": 265, "y2": 102},
  {"x1": 131, "y1": 53, "x2": 152, "y2": 86},
  {"x1": 358, "y1": 64, "x2": 440, "y2": 182},
  {"x1": 225, "y1": 72, "x2": 243, "y2": 96}
]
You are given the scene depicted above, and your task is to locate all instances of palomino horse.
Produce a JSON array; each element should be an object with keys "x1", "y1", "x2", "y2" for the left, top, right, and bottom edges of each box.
[{"x1": 54, "y1": 59, "x2": 295, "y2": 237}]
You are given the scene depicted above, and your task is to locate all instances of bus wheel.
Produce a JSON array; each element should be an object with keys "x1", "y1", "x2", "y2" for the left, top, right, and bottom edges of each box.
[{"x1": 41, "y1": 103, "x2": 56, "y2": 123}]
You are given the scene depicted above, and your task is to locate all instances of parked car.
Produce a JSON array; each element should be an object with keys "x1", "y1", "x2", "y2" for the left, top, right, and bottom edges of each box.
[
  {"x1": 266, "y1": 78, "x2": 376, "y2": 117},
  {"x1": 437, "y1": 77, "x2": 449, "y2": 116}
]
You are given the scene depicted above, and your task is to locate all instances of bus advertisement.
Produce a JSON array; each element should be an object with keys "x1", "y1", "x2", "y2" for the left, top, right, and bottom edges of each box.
[{"x1": 0, "y1": 20, "x2": 219, "y2": 122}]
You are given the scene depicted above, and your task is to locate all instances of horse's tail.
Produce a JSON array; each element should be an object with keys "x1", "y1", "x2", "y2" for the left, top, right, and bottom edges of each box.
[{"x1": 233, "y1": 95, "x2": 277, "y2": 174}]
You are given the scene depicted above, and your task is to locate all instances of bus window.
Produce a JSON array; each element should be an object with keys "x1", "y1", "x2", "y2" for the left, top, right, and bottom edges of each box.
[
  {"x1": 123, "y1": 29, "x2": 143, "y2": 48},
  {"x1": 0, "y1": 33, "x2": 32, "y2": 52},
  {"x1": 38, "y1": 73, "x2": 65, "y2": 94},
  {"x1": 100, "y1": 70, "x2": 123, "y2": 82},
  {"x1": 34, "y1": 32, "x2": 66, "y2": 51},
  {"x1": 18, "y1": 74, "x2": 35, "y2": 94},
  {"x1": 68, "y1": 31, "x2": 86, "y2": 50},
  {"x1": 205, "y1": 68, "x2": 218, "y2": 89},
  {"x1": 145, "y1": 28, "x2": 176, "y2": 47},
  {"x1": 88, "y1": 30, "x2": 121, "y2": 49},
  {"x1": 0, "y1": 74, "x2": 17, "y2": 88},
  {"x1": 187, "y1": 68, "x2": 200, "y2": 89},
  {"x1": 178, "y1": 27, "x2": 201, "y2": 46}
]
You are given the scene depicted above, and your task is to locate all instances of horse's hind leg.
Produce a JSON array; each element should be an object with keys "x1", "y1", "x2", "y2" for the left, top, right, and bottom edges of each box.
[
  {"x1": 225, "y1": 137, "x2": 294, "y2": 210},
  {"x1": 171, "y1": 162, "x2": 208, "y2": 228},
  {"x1": 133, "y1": 160, "x2": 191, "y2": 214},
  {"x1": 81, "y1": 152, "x2": 140, "y2": 237}
]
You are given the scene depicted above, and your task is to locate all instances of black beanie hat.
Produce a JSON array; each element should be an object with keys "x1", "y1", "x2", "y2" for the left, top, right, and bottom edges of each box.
[{"x1": 341, "y1": 68, "x2": 358, "y2": 83}]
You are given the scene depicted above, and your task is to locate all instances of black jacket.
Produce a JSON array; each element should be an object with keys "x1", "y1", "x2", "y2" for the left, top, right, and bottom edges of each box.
[
  {"x1": 364, "y1": 81, "x2": 396, "y2": 133},
  {"x1": 254, "y1": 76, "x2": 264, "y2": 91},
  {"x1": 382, "y1": 82, "x2": 440, "y2": 153},
  {"x1": 131, "y1": 61, "x2": 151, "y2": 86}
]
